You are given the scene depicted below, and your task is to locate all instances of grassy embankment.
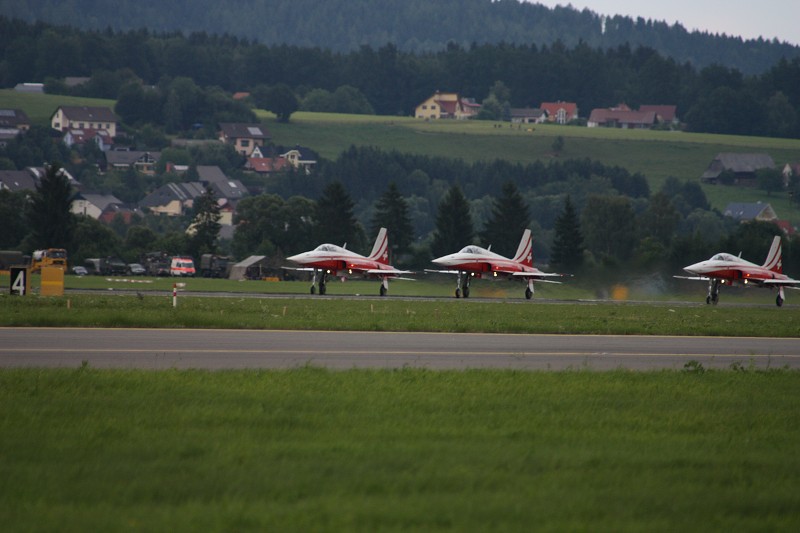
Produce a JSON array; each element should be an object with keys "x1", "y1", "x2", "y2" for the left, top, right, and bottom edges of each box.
[
  {"x1": 3, "y1": 89, "x2": 800, "y2": 223},
  {"x1": 1, "y1": 368, "x2": 799, "y2": 531}
]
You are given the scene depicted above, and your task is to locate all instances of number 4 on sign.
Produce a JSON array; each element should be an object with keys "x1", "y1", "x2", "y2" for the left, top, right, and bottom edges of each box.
[{"x1": 10, "y1": 267, "x2": 28, "y2": 296}]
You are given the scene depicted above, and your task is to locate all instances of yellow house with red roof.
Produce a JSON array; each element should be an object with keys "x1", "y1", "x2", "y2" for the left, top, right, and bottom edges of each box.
[{"x1": 415, "y1": 91, "x2": 480, "y2": 120}]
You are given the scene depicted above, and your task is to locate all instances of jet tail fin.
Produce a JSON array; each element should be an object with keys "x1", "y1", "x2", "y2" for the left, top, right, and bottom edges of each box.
[
  {"x1": 762, "y1": 235, "x2": 783, "y2": 274},
  {"x1": 368, "y1": 227, "x2": 390, "y2": 264},
  {"x1": 512, "y1": 229, "x2": 533, "y2": 267}
]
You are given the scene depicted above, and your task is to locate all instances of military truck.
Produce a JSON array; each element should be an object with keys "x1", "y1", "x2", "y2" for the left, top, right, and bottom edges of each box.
[{"x1": 199, "y1": 254, "x2": 232, "y2": 278}]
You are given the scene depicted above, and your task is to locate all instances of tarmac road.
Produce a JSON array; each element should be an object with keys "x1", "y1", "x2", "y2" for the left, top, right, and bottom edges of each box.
[{"x1": 2, "y1": 327, "x2": 799, "y2": 370}]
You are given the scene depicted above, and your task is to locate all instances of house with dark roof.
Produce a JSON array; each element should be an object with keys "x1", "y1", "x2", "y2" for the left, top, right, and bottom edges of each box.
[
  {"x1": 414, "y1": 92, "x2": 480, "y2": 120},
  {"x1": 197, "y1": 165, "x2": 249, "y2": 202},
  {"x1": 51, "y1": 106, "x2": 118, "y2": 137},
  {"x1": 723, "y1": 202, "x2": 777, "y2": 222},
  {"x1": 139, "y1": 182, "x2": 208, "y2": 216},
  {"x1": 701, "y1": 153, "x2": 776, "y2": 185},
  {"x1": 281, "y1": 146, "x2": 317, "y2": 174},
  {"x1": 510, "y1": 108, "x2": 547, "y2": 124},
  {"x1": 105, "y1": 150, "x2": 161, "y2": 175},
  {"x1": 218, "y1": 123, "x2": 270, "y2": 156},
  {"x1": 639, "y1": 105, "x2": 678, "y2": 125},
  {"x1": 539, "y1": 102, "x2": 579, "y2": 124},
  {"x1": 588, "y1": 104, "x2": 658, "y2": 129},
  {"x1": 71, "y1": 192, "x2": 124, "y2": 219},
  {"x1": 0, "y1": 109, "x2": 30, "y2": 130},
  {"x1": 0, "y1": 170, "x2": 37, "y2": 193}
]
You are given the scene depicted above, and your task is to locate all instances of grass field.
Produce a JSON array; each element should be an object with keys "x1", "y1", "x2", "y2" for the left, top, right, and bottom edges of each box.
[
  {"x1": 1, "y1": 368, "x2": 798, "y2": 531},
  {"x1": 2, "y1": 289, "x2": 800, "y2": 337}
]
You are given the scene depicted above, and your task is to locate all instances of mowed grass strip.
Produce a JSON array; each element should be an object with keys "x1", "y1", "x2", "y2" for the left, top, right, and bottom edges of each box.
[
  {"x1": 0, "y1": 368, "x2": 798, "y2": 531},
  {"x1": 1, "y1": 293, "x2": 800, "y2": 336}
]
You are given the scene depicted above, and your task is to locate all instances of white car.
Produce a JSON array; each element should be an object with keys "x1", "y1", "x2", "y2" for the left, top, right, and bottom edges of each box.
[{"x1": 72, "y1": 266, "x2": 88, "y2": 276}]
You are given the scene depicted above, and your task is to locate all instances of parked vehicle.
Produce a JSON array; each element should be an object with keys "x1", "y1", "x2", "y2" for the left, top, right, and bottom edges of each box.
[
  {"x1": 106, "y1": 256, "x2": 128, "y2": 275},
  {"x1": 141, "y1": 251, "x2": 170, "y2": 276},
  {"x1": 84, "y1": 258, "x2": 107, "y2": 275},
  {"x1": 0, "y1": 250, "x2": 27, "y2": 273},
  {"x1": 72, "y1": 265, "x2": 88, "y2": 276},
  {"x1": 127, "y1": 263, "x2": 146, "y2": 275},
  {"x1": 199, "y1": 254, "x2": 232, "y2": 278},
  {"x1": 31, "y1": 248, "x2": 67, "y2": 273},
  {"x1": 170, "y1": 256, "x2": 196, "y2": 277}
]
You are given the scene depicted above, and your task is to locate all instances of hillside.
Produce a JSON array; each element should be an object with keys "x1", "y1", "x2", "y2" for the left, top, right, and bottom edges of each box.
[
  {"x1": 4, "y1": 90, "x2": 800, "y2": 225},
  {"x1": 1, "y1": 0, "x2": 798, "y2": 75}
]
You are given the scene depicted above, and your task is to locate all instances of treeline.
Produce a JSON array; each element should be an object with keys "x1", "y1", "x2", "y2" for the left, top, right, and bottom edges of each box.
[
  {"x1": 3, "y1": 0, "x2": 798, "y2": 75},
  {"x1": 3, "y1": 17, "x2": 800, "y2": 138}
]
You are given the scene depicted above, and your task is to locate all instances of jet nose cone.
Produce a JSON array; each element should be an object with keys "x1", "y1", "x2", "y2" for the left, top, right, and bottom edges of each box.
[
  {"x1": 431, "y1": 256, "x2": 450, "y2": 265},
  {"x1": 683, "y1": 262, "x2": 702, "y2": 275},
  {"x1": 286, "y1": 253, "x2": 304, "y2": 263}
]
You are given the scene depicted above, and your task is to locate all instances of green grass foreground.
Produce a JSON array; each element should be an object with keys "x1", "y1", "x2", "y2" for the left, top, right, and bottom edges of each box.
[
  {"x1": 1, "y1": 368, "x2": 798, "y2": 531},
  {"x1": 2, "y1": 293, "x2": 800, "y2": 336}
]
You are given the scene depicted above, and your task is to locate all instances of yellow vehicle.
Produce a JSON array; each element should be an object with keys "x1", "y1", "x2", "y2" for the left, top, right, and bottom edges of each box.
[{"x1": 30, "y1": 248, "x2": 68, "y2": 273}]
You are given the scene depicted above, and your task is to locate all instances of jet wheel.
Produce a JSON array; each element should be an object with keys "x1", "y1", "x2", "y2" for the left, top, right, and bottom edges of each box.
[
  {"x1": 463, "y1": 286, "x2": 470, "y2": 298},
  {"x1": 777, "y1": 295, "x2": 784, "y2": 307},
  {"x1": 705, "y1": 296, "x2": 710, "y2": 305},
  {"x1": 525, "y1": 288, "x2": 533, "y2": 300},
  {"x1": 310, "y1": 286, "x2": 316, "y2": 295},
  {"x1": 455, "y1": 288, "x2": 461, "y2": 298},
  {"x1": 380, "y1": 285, "x2": 387, "y2": 297},
  {"x1": 319, "y1": 283, "x2": 326, "y2": 295}
]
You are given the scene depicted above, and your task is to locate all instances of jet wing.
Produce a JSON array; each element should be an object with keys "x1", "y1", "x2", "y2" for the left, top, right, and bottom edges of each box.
[
  {"x1": 673, "y1": 275, "x2": 710, "y2": 281},
  {"x1": 510, "y1": 271, "x2": 565, "y2": 281},
  {"x1": 762, "y1": 279, "x2": 800, "y2": 287},
  {"x1": 365, "y1": 268, "x2": 414, "y2": 276},
  {"x1": 282, "y1": 266, "x2": 317, "y2": 272},
  {"x1": 424, "y1": 269, "x2": 462, "y2": 275}
]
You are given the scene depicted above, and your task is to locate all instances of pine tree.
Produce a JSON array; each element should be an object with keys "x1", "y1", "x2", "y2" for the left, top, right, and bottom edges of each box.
[
  {"x1": 370, "y1": 182, "x2": 414, "y2": 261},
  {"x1": 432, "y1": 184, "x2": 474, "y2": 257},
  {"x1": 188, "y1": 186, "x2": 222, "y2": 257},
  {"x1": 550, "y1": 195, "x2": 584, "y2": 271},
  {"x1": 481, "y1": 181, "x2": 531, "y2": 257},
  {"x1": 315, "y1": 181, "x2": 365, "y2": 251},
  {"x1": 26, "y1": 162, "x2": 75, "y2": 251}
]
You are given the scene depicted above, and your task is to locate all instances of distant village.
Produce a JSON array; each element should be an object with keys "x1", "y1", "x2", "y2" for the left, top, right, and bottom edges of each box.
[{"x1": 2, "y1": 85, "x2": 799, "y2": 240}]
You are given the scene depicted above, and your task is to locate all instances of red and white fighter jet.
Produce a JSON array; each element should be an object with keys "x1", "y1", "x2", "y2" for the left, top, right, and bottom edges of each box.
[
  {"x1": 676, "y1": 235, "x2": 800, "y2": 307},
  {"x1": 284, "y1": 227, "x2": 412, "y2": 296},
  {"x1": 427, "y1": 229, "x2": 565, "y2": 299}
]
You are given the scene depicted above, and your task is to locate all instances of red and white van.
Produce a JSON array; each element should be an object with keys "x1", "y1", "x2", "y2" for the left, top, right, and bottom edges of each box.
[{"x1": 170, "y1": 257, "x2": 196, "y2": 277}]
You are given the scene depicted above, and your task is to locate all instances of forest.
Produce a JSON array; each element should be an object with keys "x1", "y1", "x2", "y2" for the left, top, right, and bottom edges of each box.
[
  {"x1": 2, "y1": 0, "x2": 798, "y2": 75},
  {"x1": 2, "y1": 16, "x2": 800, "y2": 139}
]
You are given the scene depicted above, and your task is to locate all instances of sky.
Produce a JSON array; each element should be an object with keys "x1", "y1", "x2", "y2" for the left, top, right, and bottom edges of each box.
[{"x1": 529, "y1": 1, "x2": 800, "y2": 45}]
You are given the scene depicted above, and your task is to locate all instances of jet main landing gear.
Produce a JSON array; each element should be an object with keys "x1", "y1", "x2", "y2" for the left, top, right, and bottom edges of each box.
[
  {"x1": 706, "y1": 279, "x2": 720, "y2": 305},
  {"x1": 455, "y1": 272, "x2": 470, "y2": 298}
]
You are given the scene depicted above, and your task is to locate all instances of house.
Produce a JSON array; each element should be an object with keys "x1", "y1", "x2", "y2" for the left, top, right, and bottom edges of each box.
[
  {"x1": 639, "y1": 105, "x2": 678, "y2": 125},
  {"x1": 105, "y1": 150, "x2": 161, "y2": 175},
  {"x1": 701, "y1": 153, "x2": 776, "y2": 185},
  {"x1": 723, "y1": 202, "x2": 778, "y2": 223},
  {"x1": 509, "y1": 108, "x2": 547, "y2": 124},
  {"x1": 62, "y1": 128, "x2": 114, "y2": 150},
  {"x1": 14, "y1": 83, "x2": 44, "y2": 94},
  {"x1": 0, "y1": 109, "x2": 31, "y2": 131},
  {"x1": 0, "y1": 170, "x2": 37, "y2": 192},
  {"x1": 539, "y1": 102, "x2": 579, "y2": 124},
  {"x1": 218, "y1": 123, "x2": 270, "y2": 156},
  {"x1": 0, "y1": 166, "x2": 80, "y2": 193},
  {"x1": 414, "y1": 92, "x2": 481, "y2": 120},
  {"x1": 51, "y1": 106, "x2": 118, "y2": 137},
  {"x1": 71, "y1": 192, "x2": 124, "y2": 219},
  {"x1": 139, "y1": 182, "x2": 208, "y2": 216},
  {"x1": 281, "y1": 146, "x2": 317, "y2": 173},
  {"x1": 196, "y1": 165, "x2": 248, "y2": 202},
  {"x1": 245, "y1": 156, "x2": 290, "y2": 175},
  {"x1": 588, "y1": 103, "x2": 657, "y2": 129}
]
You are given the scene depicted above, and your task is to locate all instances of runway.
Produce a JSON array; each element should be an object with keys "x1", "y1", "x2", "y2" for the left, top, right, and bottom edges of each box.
[{"x1": 2, "y1": 327, "x2": 799, "y2": 370}]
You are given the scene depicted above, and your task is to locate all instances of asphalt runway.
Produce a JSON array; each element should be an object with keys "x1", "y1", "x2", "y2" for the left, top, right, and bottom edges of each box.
[{"x1": 2, "y1": 327, "x2": 799, "y2": 370}]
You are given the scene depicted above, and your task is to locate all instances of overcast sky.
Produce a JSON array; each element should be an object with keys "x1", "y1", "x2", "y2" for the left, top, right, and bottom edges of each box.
[{"x1": 530, "y1": 1, "x2": 800, "y2": 45}]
